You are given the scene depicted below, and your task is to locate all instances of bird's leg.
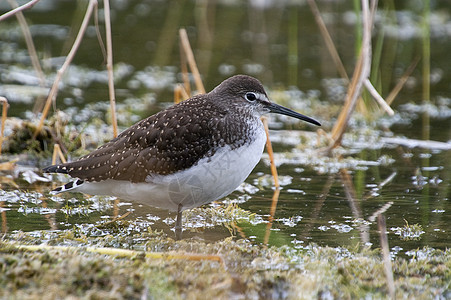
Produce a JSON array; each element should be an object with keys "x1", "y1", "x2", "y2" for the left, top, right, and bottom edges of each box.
[{"x1": 175, "y1": 203, "x2": 183, "y2": 240}]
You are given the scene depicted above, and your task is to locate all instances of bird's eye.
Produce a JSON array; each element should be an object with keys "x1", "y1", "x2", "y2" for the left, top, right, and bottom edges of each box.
[{"x1": 245, "y1": 92, "x2": 258, "y2": 102}]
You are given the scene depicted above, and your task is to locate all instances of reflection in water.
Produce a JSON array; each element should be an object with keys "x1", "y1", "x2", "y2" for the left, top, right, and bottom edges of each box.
[
  {"x1": 41, "y1": 198, "x2": 57, "y2": 231},
  {"x1": 300, "y1": 174, "x2": 335, "y2": 240},
  {"x1": 339, "y1": 169, "x2": 368, "y2": 245},
  {"x1": 0, "y1": 150, "x2": 448, "y2": 256},
  {"x1": 263, "y1": 187, "x2": 280, "y2": 244},
  {"x1": 1, "y1": 201, "x2": 7, "y2": 233},
  {"x1": 377, "y1": 214, "x2": 396, "y2": 298}
]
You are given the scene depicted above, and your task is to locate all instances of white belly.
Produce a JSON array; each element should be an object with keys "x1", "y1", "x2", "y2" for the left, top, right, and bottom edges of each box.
[{"x1": 78, "y1": 126, "x2": 267, "y2": 211}]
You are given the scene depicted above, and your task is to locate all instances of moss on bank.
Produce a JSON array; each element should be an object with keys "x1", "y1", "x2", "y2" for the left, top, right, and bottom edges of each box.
[{"x1": 1, "y1": 226, "x2": 450, "y2": 299}]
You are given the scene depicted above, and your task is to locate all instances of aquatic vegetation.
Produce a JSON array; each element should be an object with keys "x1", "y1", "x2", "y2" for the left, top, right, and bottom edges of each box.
[
  {"x1": 1, "y1": 231, "x2": 450, "y2": 299},
  {"x1": 391, "y1": 221, "x2": 425, "y2": 241}
]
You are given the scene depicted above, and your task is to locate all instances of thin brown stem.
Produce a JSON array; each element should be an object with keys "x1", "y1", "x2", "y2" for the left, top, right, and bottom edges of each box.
[
  {"x1": 104, "y1": 0, "x2": 118, "y2": 137},
  {"x1": 386, "y1": 57, "x2": 419, "y2": 106},
  {"x1": 34, "y1": 0, "x2": 98, "y2": 138},
  {"x1": 306, "y1": 0, "x2": 348, "y2": 80},
  {"x1": 179, "y1": 38, "x2": 191, "y2": 96},
  {"x1": 261, "y1": 117, "x2": 279, "y2": 188},
  {"x1": 0, "y1": 0, "x2": 40, "y2": 22},
  {"x1": 377, "y1": 214, "x2": 396, "y2": 299},
  {"x1": 329, "y1": 0, "x2": 376, "y2": 149},
  {"x1": 51, "y1": 143, "x2": 67, "y2": 165},
  {"x1": 364, "y1": 79, "x2": 394, "y2": 115},
  {"x1": 6, "y1": 0, "x2": 45, "y2": 88},
  {"x1": 16, "y1": 244, "x2": 226, "y2": 266},
  {"x1": 174, "y1": 84, "x2": 189, "y2": 104},
  {"x1": 0, "y1": 97, "x2": 9, "y2": 156},
  {"x1": 179, "y1": 28, "x2": 205, "y2": 94}
]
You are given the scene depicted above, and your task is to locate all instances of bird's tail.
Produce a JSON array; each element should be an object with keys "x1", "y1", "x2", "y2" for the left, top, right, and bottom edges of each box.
[
  {"x1": 44, "y1": 164, "x2": 84, "y2": 194},
  {"x1": 50, "y1": 179, "x2": 85, "y2": 194}
]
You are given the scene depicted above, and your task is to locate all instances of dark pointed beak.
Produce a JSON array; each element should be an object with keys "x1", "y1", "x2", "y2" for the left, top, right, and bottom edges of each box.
[{"x1": 267, "y1": 103, "x2": 321, "y2": 126}]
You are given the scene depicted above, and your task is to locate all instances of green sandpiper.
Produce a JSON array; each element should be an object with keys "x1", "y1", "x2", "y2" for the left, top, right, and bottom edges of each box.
[{"x1": 43, "y1": 75, "x2": 321, "y2": 239}]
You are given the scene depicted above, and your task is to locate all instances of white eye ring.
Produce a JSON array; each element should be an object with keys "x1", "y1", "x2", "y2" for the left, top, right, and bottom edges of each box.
[{"x1": 245, "y1": 92, "x2": 258, "y2": 102}]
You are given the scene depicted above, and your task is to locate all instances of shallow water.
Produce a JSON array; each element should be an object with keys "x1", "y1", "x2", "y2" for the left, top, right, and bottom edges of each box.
[
  {"x1": 1, "y1": 134, "x2": 449, "y2": 256},
  {"x1": 0, "y1": 1, "x2": 450, "y2": 256}
]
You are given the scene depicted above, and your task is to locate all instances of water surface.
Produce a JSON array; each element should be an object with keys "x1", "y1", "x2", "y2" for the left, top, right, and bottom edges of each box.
[{"x1": 0, "y1": 0, "x2": 450, "y2": 256}]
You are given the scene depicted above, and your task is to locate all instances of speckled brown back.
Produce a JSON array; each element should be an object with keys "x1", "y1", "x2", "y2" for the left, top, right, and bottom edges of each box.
[{"x1": 43, "y1": 76, "x2": 267, "y2": 183}]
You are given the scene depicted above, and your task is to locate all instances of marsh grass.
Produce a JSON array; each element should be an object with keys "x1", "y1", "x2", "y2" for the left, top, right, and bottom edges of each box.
[
  {"x1": 179, "y1": 28, "x2": 205, "y2": 94},
  {"x1": 33, "y1": 0, "x2": 98, "y2": 140},
  {"x1": 103, "y1": 0, "x2": 118, "y2": 138},
  {"x1": 1, "y1": 232, "x2": 449, "y2": 299},
  {"x1": 377, "y1": 214, "x2": 396, "y2": 299},
  {"x1": 6, "y1": 0, "x2": 46, "y2": 114},
  {"x1": 0, "y1": 0, "x2": 39, "y2": 22},
  {"x1": 306, "y1": 0, "x2": 422, "y2": 152},
  {"x1": 0, "y1": 97, "x2": 8, "y2": 155}
]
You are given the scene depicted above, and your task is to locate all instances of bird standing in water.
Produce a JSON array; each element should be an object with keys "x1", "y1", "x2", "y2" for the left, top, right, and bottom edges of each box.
[{"x1": 44, "y1": 75, "x2": 320, "y2": 239}]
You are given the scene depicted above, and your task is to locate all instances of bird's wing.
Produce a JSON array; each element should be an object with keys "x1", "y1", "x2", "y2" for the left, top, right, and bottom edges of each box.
[{"x1": 43, "y1": 98, "x2": 227, "y2": 183}]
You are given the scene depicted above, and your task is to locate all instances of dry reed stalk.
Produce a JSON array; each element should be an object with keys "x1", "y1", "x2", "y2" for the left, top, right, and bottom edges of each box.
[
  {"x1": 363, "y1": 0, "x2": 395, "y2": 113},
  {"x1": 51, "y1": 143, "x2": 67, "y2": 165},
  {"x1": 421, "y1": 1, "x2": 431, "y2": 104},
  {"x1": 103, "y1": 0, "x2": 118, "y2": 138},
  {"x1": 174, "y1": 85, "x2": 183, "y2": 104},
  {"x1": 307, "y1": 0, "x2": 361, "y2": 115},
  {"x1": 179, "y1": 40, "x2": 192, "y2": 96},
  {"x1": 377, "y1": 214, "x2": 396, "y2": 299},
  {"x1": 363, "y1": 172, "x2": 396, "y2": 201},
  {"x1": 329, "y1": 0, "x2": 376, "y2": 149},
  {"x1": 97, "y1": 211, "x2": 131, "y2": 227},
  {"x1": 179, "y1": 28, "x2": 205, "y2": 94},
  {"x1": 0, "y1": 97, "x2": 9, "y2": 156},
  {"x1": 0, "y1": 159, "x2": 17, "y2": 171},
  {"x1": 17, "y1": 244, "x2": 225, "y2": 266},
  {"x1": 6, "y1": 0, "x2": 45, "y2": 88},
  {"x1": 195, "y1": 0, "x2": 215, "y2": 79},
  {"x1": 368, "y1": 201, "x2": 393, "y2": 222},
  {"x1": 34, "y1": 0, "x2": 98, "y2": 139},
  {"x1": 174, "y1": 84, "x2": 189, "y2": 104},
  {"x1": 364, "y1": 79, "x2": 394, "y2": 115},
  {"x1": 1, "y1": 205, "x2": 7, "y2": 233},
  {"x1": 261, "y1": 117, "x2": 279, "y2": 188},
  {"x1": 386, "y1": 58, "x2": 419, "y2": 106},
  {"x1": 93, "y1": 6, "x2": 106, "y2": 61},
  {"x1": 0, "y1": 0, "x2": 39, "y2": 22},
  {"x1": 6, "y1": 0, "x2": 46, "y2": 113},
  {"x1": 229, "y1": 219, "x2": 247, "y2": 239},
  {"x1": 309, "y1": 0, "x2": 397, "y2": 138},
  {"x1": 113, "y1": 198, "x2": 120, "y2": 218},
  {"x1": 306, "y1": 0, "x2": 348, "y2": 80}
]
